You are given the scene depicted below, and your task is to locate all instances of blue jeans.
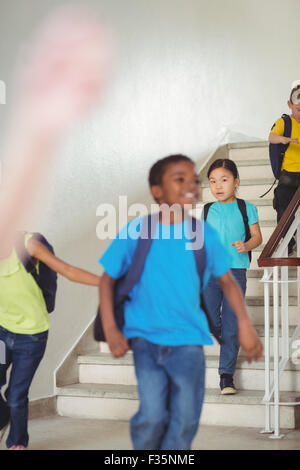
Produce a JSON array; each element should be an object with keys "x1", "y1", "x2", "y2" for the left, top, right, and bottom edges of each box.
[
  {"x1": 0, "y1": 326, "x2": 48, "y2": 448},
  {"x1": 203, "y1": 269, "x2": 247, "y2": 376},
  {"x1": 130, "y1": 337, "x2": 206, "y2": 450}
]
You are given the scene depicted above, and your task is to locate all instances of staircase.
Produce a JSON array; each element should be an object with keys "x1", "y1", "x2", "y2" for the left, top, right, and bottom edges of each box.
[{"x1": 56, "y1": 142, "x2": 300, "y2": 429}]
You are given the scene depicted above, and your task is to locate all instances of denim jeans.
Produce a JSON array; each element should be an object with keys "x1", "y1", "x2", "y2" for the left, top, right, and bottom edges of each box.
[
  {"x1": 203, "y1": 268, "x2": 247, "y2": 376},
  {"x1": 130, "y1": 337, "x2": 205, "y2": 450},
  {"x1": 0, "y1": 326, "x2": 48, "y2": 448}
]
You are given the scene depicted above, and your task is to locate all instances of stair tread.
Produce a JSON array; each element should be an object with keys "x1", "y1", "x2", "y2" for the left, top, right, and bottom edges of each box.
[
  {"x1": 235, "y1": 159, "x2": 269, "y2": 166},
  {"x1": 246, "y1": 296, "x2": 297, "y2": 306},
  {"x1": 78, "y1": 350, "x2": 300, "y2": 371},
  {"x1": 56, "y1": 382, "x2": 300, "y2": 405},
  {"x1": 228, "y1": 141, "x2": 268, "y2": 149}
]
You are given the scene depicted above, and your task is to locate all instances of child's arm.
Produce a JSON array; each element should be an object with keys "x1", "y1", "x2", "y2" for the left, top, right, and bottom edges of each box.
[
  {"x1": 231, "y1": 222, "x2": 262, "y2": 254},
  {"x1": 27, "y1": 239, "x2": 100, "y2": 286},
  {"x1": 269, "y1": 132, "x2": 299, "y2": 145},
  {"x1": 99, "y1": 272, "x2": 130, "y2": 357},
  {"x1": 218, "y1": 271, "x2": 263, "y2": 362}
]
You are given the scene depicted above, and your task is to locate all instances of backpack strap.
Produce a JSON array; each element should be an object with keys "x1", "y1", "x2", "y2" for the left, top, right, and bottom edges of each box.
[
  {"x1": 282, "y1": 113, "x2": 292, "y2": 140},
  {"x1": 191, "y1": 217, "x2": 223, "y2": 345},
  {"x1": 203, "y1": 202, "x2": 213, "y2": 221},
  {"x1": 236, "y1": 199, "x2": 252, "y2": 263},
  {"x1": 114, "y1": 213, "x2": 158, "y2": 305},
  {"x1": 15, "y1": 232, "x2": 38, "y2": 276},
  {"x1": 279, "y1": 113, "x2": 292, "y2": 169}
]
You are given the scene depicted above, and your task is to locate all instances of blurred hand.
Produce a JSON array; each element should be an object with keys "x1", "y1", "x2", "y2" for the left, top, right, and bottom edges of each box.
[{"x1": 11, "y1": 5, "x2": 112, "y2": 140}]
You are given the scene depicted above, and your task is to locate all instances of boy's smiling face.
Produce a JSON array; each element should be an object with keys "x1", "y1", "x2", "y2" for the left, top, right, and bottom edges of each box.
[{"x1": 151, "y1": 160, "x2": 201, "y2": 208}]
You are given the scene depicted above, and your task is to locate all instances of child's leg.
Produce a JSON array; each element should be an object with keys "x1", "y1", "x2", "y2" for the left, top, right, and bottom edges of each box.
[
  {"x1": 274, "y1": 171, "x2": 300, "y2": 253},
  {"x1": 219, "y1": 269, "x2": 247, "y2": 376},
  {"x1": 5, "y1": 330, "x2": 48, "y2": 448},
  {"x1": 202, "y1": 275, "x2": 223, "y2": 335},
  {"x1": 0, "y1": 328, "x2": 12, "y2": 434},
  {"x1": 274, "y1": 171, "x2": 299, "y2": 222},
  {"x1": 160, "y1": 345, "x2": 205, "y2": 450},
  {"x1": 130, "y1": 338, "x2": 170, "y2": 450}
]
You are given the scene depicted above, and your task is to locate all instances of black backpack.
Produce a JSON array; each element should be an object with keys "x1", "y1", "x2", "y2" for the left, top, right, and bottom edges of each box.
[
  {"x1": 203, "y1": 199, "x2": 252, "y2": 263},
  {"x1": 269, "y1": 114, "x2": 292, "y2": 179},
  {"x1": 93, "y1": 213, "x2": 223, "y2": 345},
  {"x1": 15, "y1": 232, "x2": 58, "y2": 313}
]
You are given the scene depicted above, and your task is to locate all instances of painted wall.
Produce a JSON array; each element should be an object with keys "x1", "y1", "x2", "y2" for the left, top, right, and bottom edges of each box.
[{"x1": 0, "y1": 0, "x2": 299, "y2": 398}]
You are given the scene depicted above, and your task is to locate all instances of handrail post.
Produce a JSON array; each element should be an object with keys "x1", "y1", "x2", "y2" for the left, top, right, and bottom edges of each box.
[
  {"x1": 270, "y1": 266, "x2": 284, "y2": 439},
  {"x1": 261, "y1": 268, "x2": 272, "y2": 434}
]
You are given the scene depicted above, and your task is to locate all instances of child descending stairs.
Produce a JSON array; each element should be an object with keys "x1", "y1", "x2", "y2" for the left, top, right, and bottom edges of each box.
[{"x1": 56, "y1": 142, "x2": 300, "y2": 430}]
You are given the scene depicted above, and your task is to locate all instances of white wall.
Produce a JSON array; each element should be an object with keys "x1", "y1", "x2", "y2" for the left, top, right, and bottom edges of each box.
[{"x1": 0, "y1": 0, "x2": 299, "y2": 398}]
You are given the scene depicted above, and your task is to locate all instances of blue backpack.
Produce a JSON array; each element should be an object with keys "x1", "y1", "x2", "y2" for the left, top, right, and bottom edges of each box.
[
  {"x1": 93, "y1": 214, "x2": 223, "y2": 345},
  {"x1": 15, "y1": 232, "x2": 58, "y2": 313},
  {"x1": 260, "y1": 114, "x2": 291, "y2": 198}
]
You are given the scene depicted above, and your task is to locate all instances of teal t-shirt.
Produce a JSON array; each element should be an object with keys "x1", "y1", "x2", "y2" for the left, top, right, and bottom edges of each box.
[
  {"x1": 99, "y1": 217, "x2": 232, "y2": 346},
  {"x1": 205, "y1": 200, "x2": 259, "y2": 269}
]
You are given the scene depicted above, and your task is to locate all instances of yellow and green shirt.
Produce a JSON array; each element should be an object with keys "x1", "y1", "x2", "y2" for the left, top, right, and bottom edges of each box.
[
  {"x1": 271, "y1": 116, "x2": 300, "y2": 172},
  {"x1": 0, "y1": 233, "x2": 50, "y2": 334}
]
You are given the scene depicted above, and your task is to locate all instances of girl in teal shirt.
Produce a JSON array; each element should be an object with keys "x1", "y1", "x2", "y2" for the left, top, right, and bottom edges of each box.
[{"x1": 203, "y1": 159, "x2": 262, "y2": 395}]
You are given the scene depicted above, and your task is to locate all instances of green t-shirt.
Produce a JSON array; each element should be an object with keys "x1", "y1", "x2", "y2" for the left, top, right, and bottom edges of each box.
[{"x1": 0, "y1": 233, "x2": 50, "y2": 334}]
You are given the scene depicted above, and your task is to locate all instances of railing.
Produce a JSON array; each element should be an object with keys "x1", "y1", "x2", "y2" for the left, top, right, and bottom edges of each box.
[{"x1": 258, "y1": 186, "x2": 300, "y2": 439}]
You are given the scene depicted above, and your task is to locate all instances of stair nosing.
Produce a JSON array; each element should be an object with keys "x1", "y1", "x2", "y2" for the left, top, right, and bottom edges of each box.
[{"x1": 56, "y1": 382, "x2": 300, "y2": 405}]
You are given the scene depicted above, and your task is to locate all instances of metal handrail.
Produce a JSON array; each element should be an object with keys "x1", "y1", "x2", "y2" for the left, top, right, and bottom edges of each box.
[
  {"x1": 258, "y1": 186, "x2": 300, "y2": 267},
  {"x1": 258, "y1": 186, "x2": 300, "y2": 439}
]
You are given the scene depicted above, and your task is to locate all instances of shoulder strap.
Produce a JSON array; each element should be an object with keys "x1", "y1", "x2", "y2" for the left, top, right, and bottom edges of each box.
[
  {"x1": 114, "y1": 213, "x2": 158, "y2": 304},
  {"x1": 282, "y1": 113, "x2": 292, "y2": 139},
  {"x1": 236, "y1": 199, "x2": 252, "y2": 262},
  {"x1": 203, "y1": 202, "x2": 213, "y2": 221},
  {"x1": 15, "y1": 232, "x2": 37, "y2": 275}
]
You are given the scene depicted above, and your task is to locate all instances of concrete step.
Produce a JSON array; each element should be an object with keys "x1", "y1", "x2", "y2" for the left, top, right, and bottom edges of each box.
[
  {"x1": 76, "y1": 352, "x2": 300, "y2": 392},
  {"x1": 98, "y1": 324, "x2": 300, "y2": 357},
  {"x1": 56, "y1": 382, "x2": 300, "y2": 429},
  {"x1": 229, "y1": 159, "x2": 274, "y2": 180},
  {"x1": 202, "y1": 178, "x2": 275, "y2": 201},
  {"x1": 228, "y1": 143, "x2": 269, "y2": 162},
  {"x1": 246, "y1": 275, "x2": 298, "y2": 297}
]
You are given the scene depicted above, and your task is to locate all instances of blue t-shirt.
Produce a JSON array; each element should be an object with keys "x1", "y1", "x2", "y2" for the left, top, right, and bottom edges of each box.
[
  {"x1": 99, "y1": 217, "x2": 232, "y2": 347},
  {"x1": 205, "y1": 200, "x2": 259, "y2": 269}
]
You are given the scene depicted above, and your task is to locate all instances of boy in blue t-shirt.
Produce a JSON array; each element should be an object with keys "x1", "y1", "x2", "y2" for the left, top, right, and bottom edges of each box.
[{"x1": 99, "y1": 154, "x2": 262, "y2": 450}]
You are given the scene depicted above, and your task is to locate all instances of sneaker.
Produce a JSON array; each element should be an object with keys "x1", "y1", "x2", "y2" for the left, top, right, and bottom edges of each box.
[
  {"x1": 220, "y1": 374, "x2": 237, "y2": 395},
  {"x1": 9, "y1": 445, "x2": 25, "y2": 450}
]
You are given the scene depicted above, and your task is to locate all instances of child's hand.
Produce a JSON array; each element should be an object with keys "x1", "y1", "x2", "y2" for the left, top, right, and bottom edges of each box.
[
  {"x1": 106, "y1": 327, "x2": 130, "y2": 358},
  {"x1": 231, "y1": 241, "x2": 246, "y2": 253},
  {"x1": 281, "y1": 137, "x2": 299, "y2": 145},
  {"x1": 238, "y1": 319, "x2": 263, "y2": 363}
]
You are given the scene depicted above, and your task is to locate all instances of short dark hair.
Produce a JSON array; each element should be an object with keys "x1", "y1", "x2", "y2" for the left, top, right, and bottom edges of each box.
[
  {"x1": 148, "y1": 154, "x2": 194, "y2": 187},
  {"x1": 207, "y1": 158, "x2": 239, "y2": 179}
]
